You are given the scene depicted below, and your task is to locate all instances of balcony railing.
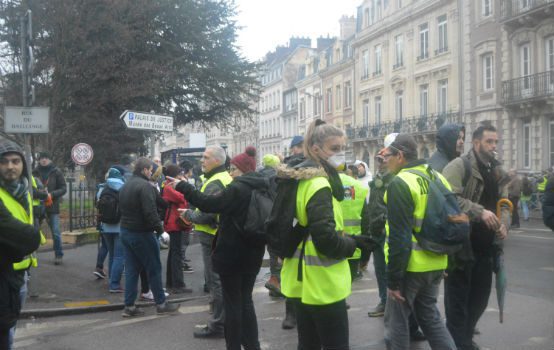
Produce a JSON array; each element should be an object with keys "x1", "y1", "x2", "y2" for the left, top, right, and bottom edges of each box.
[
  {"x1": 501, "y1": 0, "x2": 554, "y2": 21},
  {"x1": 502, "y1": 71, "x2": 554, "y2": 105},
  {"x1": 346, "y1": 112, "x2": 461, "y2": 142}
]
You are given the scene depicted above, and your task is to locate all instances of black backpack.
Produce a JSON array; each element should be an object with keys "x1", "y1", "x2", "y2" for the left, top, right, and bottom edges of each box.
[
  {"x1": 96, "y1": 186, "x2": 121, "y2": 224},
  {"x1": 265, "y1": 178, "x2": 309, "y2": 258},
  {"x1": 406, "y1": 169, "x2": 470, "y2": 255},
  {"x1": 233, "y1": 178, "x2": 275, "y2": 241}
]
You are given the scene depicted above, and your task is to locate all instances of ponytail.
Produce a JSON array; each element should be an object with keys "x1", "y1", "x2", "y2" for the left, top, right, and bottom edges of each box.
[{"x1": 304, "y1": 119, "x2": 344, "y2": 163}]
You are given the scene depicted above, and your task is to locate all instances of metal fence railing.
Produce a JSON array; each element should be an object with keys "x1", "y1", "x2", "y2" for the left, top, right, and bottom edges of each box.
[
  {"x1": 500, "y1": 0, "x2": 554, "y2": 21},
  {"x1": 502, "y1": 71, "x2": 554, "y2": 104},
  {"x1": 67, "y1": 180, "x2": 97, "y2": 232}
]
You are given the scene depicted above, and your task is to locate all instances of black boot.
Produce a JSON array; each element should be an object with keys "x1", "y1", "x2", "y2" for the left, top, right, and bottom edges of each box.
[{"x1": 282, "y1": 299, "x2": 297, "y2": 330}]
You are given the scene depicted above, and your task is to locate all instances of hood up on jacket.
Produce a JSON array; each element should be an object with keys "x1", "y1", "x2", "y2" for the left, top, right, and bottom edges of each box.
[
  {"x1": 429, "y1": 123, "x2": 465, "y2": 172},
  {"x1": 233, "y1": 171, "x2": 271, "y2": 191}
]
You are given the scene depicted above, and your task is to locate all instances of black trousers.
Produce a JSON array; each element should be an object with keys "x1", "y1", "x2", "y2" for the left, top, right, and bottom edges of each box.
[
  {"x1": 445, "y1": 253, "x2": 493, "y2": 349},
  {"x1": 0, "y1": 328, "x2": 9, "y2": 350},
  {"x1": 166, "y1": 231, "x2": 185, "y2": 288},
  {"x1": 219, "y1": 273, "x2": 260, "y2": 350},
  {"x1": 293, "y1": 298, "x2": 349, "y2": 350}
]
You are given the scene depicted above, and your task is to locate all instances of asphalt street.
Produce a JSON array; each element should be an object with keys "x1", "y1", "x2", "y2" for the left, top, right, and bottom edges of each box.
[{"x1": 13, "y1": 220, "x2": 554, "y2": 350}]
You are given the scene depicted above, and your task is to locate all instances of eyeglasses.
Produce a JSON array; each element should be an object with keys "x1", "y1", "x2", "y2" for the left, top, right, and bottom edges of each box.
[{"x1": 229, "y1": 167, "x2": 238, "y2": 172}]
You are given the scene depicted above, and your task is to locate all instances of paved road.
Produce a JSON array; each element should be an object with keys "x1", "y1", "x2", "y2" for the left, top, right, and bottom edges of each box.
[{"x1": 13, "y1": 221, "x2": 554, "y2": 350}]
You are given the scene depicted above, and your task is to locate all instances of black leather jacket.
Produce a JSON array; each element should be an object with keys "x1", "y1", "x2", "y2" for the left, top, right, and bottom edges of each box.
[{"x1": 119, "y1": 174, "x2": 163, "y2": 234}]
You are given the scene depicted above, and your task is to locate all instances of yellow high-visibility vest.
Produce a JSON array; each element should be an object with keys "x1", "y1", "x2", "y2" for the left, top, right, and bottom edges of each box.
[{"x1": 193, "y1": 171, "x2": 233, "y2": 235}]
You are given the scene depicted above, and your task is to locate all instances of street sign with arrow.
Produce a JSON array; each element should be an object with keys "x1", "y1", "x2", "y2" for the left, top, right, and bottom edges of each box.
[{"x1": 120, "y1": 110, "x2": 173, "y2": 132}]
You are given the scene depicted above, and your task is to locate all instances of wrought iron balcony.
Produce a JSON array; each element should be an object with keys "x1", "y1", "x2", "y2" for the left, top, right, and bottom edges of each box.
[
  {"x1": 501, "y1": 71, "x2": 554, "y2": 105},
  {"x1": 348, "y1": 112, "x2": 461, "y2": 142},
  {"x1": 500, "y1": 0, "x2": 554, "y2": 23}
]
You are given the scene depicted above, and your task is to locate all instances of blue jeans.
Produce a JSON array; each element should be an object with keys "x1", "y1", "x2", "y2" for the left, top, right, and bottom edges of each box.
[
  {"x1": 120, "y1": 228, "x2": 165, "y2": 306},
  {"x1": 373, "y1": 242, "x2": 387, "y2": 305},
  {"x1": 521, "y1": 199, "x2": 529, "y2": 220},
  {"x1": 8, "y1": 272, "x2": 28, "y2": 350},
  {"x1": 96, "y1": 234, "x2": 108, "y2": 269},
  {"x1": 47, "y1": 213, "x2": 63, "y2": 257},
  {"x1": 103, "y1": 233, "x2": 125, "y2": 290}
]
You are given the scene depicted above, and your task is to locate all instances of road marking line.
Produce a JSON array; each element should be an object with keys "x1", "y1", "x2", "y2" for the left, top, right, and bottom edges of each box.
[
  {"x1": 510, "y1": 234, "x2": 554, "y2": 240},
  {"x1": 12, "y1": 339, "x2": 38, "y2": 348},
  {"x1": 178, "y1": 305, "x2": 209, "y2": 315},
  {"x1": 351, "y1": 288, "x2": 378, "y2": 294},
  {"x1": 64, "y1": 300, "x2": 110, "y2": 308},
  {"x1": 539, "y1": 267, "x2": 554, "y2": 272}
]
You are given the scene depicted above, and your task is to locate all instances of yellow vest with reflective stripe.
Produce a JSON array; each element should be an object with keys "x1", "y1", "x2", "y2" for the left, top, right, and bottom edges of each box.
[
  {"x1": 281, "y1": 176, "x2": 351, "y2": 305},
  {"x1": 194, "y1": 171, "x2": 233, "y2": 235},
  {"x1": 31, "y1": 176, "x2": 40, "y2": 207},
  {"x1": 538, "y1": 176, "x2": 547, "y2": 192},
  {"x1": 0, "y1": 187, "x2": 38, "y2": 270},
  {"x1": 338, "y1": 173, "x2": 368, "y2": 259},
  {"x1": 384, "y1": 164, "x2": 448, "y2": 272}
]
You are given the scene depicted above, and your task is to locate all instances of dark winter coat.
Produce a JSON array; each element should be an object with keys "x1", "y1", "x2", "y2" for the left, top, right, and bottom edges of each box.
[
  {"x1": 119, "y1": 174, "x2": 164, "y2": 234},
  {"x1": 176, "y1": 172, "x2": 267, "y2": 275},
  {"x1": 428, "y1": 123, "x2": 465, "y2": 172},
  {"x1": 0, "y1": 199, "x2": 41, "y2": 330},
  {"x1": 361, "y1": 170, "x2": 395, "y2": 245},
  {"x1": 33, "y1": 164, "x2": 67, "y2": 214},
  {"x1": 542, "y1": 177, "x2": 554, "y2": 230}
]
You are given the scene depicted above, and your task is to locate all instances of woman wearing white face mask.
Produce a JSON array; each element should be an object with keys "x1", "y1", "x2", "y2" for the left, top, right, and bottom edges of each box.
[{"x1": 278, "y1": 120, "x2": 372, "y2": 350}]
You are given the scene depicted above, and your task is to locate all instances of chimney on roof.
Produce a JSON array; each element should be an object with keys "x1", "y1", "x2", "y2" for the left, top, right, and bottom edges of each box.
[
  {"x1": 289, "y1": 36, "x2": 311, "y2": 49},
  {"x1": 317, "y1": 36, "x2": 334, "y2": 50},
  {"x1": 339, "y1": 16, "x2": 356, "y2": 40}
]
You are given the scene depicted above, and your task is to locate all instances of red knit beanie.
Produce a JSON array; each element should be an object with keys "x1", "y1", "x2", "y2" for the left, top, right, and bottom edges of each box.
[{"x1": 231, "y1": 146, "x2": 257, "y2": 173}]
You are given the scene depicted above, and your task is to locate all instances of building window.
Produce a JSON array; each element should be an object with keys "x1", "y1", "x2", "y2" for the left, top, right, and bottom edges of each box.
[
  {"x1": 546, "y1": 37, "x2": 554, "y2": 71},
  {"x1": 375, "y1": 44, "x2": 382, "y2": 75},
  {"x1": 362, "y1": 49, "x2": 370, "y2": 79},
  {"x1": 437, "y1": 79, "x2": 448, "y2": 114},
  {"x1": 482, "y1": 0, "x2": 492, "y2": 17},
  {"x1": 394, "y1": 34, "x2": 404, "y2": 68},
  {"x1": 344, "y1": 81, "x2": 352, "y2": 108},
  {"x1": 419, "y1": 23, "x2": 429, "y2": 60},
  {"x1": 326, "y1": 88, "x2": 332, "y2": 113},
  {"x1": 363, "y1": 99, "x2": 370, "y2": 126},
  {"x1": 314, "y1": 93, "x2": 321, "y2": 116},
  {"x1": 520, "y1": 0, "x2": 530, "y2": 10},
  {"x1": 483, "y1": 54, "x2": 494, "y2": 91},
  {"x1": 523, "y1": 122, "x2": 531, "y2": 169},
  {"x1": 364, "y1": 8, "x2": 370, "y2": 27},
  {"x1": 336, "y1": 85, "x2": 342, "y2": 110},
  {"x1": 395, "y1": 91, "x2": 403, "y2": 121},
  {"x1": 373, "y1": 0, "x2": 382, "y2": 22},
  {"x1": 397, "y1": 0, "x2": 402, "y2": 9},
  {"x1": 284, "y1": 90, "x2": 297, "y2": 112},
  {"x1": 375, "y1": 96, "x2": 382, "y2": 124},
  {"x1": 299, "y1": 98, "x2": 305, "y2": 120},
  {"x1": 437, "y1": 14, "x2": 448, "y2": 54},
  {"x1": 419, "y1": 85, "x2": 428, "y2": 116},
  {"x1": 520, "y1": 44, "x2": 531, "y2": 90}
]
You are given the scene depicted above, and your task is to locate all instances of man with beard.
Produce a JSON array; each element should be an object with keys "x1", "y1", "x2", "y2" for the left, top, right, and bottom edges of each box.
[{"x1": 442, "y1": 124, "x2": 509, "y2": 350}]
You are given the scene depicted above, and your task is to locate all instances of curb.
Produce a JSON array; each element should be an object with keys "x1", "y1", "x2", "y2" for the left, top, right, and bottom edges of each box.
[{"x1": 20, "y1": 294, "x2": 209, "y2": 319}]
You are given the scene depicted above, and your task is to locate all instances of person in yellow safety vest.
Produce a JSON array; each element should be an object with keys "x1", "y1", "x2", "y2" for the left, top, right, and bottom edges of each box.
[
  {"x1": 180, "y1": 145, "x2": 232, "y2": 339},
  {"x1": 0, "y1": 140, "x2": 45, "y2": 349},
  {"x1": 280, "y1": 120, "x2": 372, "y2": 350},
  {"x1": 338, "y1": 172, "x2": 369, "y2": 282},
  {"x1": 381, "y1": 133, "x2": 456, "y2": 350},
  {"x1": 537, "y1": 173, "x2": 548, "y2": 192}
]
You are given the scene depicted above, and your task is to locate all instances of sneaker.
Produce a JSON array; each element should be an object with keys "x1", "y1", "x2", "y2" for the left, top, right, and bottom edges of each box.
[
  {"x1": 54, "y1": 256, "x2": 63, "y2": 265},
  {"x1": 156, "y1": 301, "x2": 180, "y2": 315},
  {"x1": 193, "y1": 325, "x2": 224, "y2": 338},
  {"x1": 122, "y1": 306, "x2": 144, "y2": 317},
  {"x1": 109, "y1": 288, "x2": 124, "y2": 293},
  {"x1": 183, "y1": 264, "x2": 194, "y2": 273},
  {"x1": 93, "y1": 268, "x2": 107, "y2": 279},
  {"x1": 265, "y1": 276, "x2": 283, "y2": 296},
  {"x1": 141, "y1": 291, "x2": 154, "y2": 301},
  {"x1": 368, "y1": 302, "x2": 385, "y2": 317}
]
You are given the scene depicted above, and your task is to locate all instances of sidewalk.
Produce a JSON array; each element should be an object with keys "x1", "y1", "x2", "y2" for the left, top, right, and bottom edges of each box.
[{"x1": 22, "y1": 233, "x2": 211, "y2": 317}]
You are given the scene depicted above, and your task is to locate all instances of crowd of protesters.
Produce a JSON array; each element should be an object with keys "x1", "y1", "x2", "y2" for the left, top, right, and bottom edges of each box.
[{"x1": 4, "y1": 117, "x2": 554, "y2": 350}]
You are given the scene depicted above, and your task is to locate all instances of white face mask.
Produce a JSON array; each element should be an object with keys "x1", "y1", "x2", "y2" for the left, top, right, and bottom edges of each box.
[{"x1": 327, "y1": 151, "x2": 346, "y2": 169}]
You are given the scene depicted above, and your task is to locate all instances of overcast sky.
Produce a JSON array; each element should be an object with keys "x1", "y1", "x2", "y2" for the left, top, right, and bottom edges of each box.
[{"x1": 234, "y1": 0, "x2": 362, "y2": 62}]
